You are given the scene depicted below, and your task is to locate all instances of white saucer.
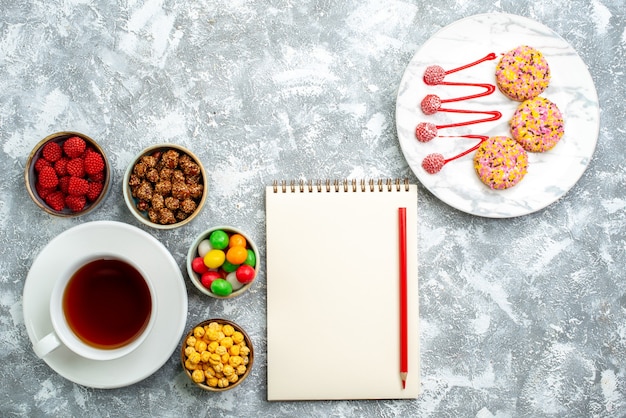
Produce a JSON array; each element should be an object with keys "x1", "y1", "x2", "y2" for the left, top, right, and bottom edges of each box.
[
  {"x1": 23, "y1": 221, "x2": 188, "y2": 389},
  {"x1": 396, "y1": 13, "x2": 600, "y2": 217}
]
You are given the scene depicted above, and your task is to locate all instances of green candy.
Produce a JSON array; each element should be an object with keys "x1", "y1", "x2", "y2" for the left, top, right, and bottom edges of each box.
[
  {"x1": 209, "y1": 230, "x2": 229, "y2": 250},
  {"x1": 222, "y1": 260, "x2": 239, "y2": 273},
  {"x1": 210, "y1": 278, "x2": 232, "y2": 296},
  {"x1": 244, "y1": 249, "x2": 256, "y2": 267}
]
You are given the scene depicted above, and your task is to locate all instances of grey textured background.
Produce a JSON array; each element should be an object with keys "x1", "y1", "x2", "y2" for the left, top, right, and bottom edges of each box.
[{"x1": 1, "y1": 0, "x2": 625, "y2": 417}]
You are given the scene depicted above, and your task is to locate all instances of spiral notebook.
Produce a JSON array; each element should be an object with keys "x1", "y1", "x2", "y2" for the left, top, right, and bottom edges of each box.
[{"x1": 266, "y1": 179, "x2": 420, "y2": 400}]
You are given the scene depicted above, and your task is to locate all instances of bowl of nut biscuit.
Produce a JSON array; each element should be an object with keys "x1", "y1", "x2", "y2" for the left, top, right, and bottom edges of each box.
[{"x1": 123, "y1": 144, "x2": 207, "y2": 229}]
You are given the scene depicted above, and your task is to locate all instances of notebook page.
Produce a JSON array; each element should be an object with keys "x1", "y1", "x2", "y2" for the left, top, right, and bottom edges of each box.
[{"x1": 266, "y1": 182, "x2": 420, "y2": 400}]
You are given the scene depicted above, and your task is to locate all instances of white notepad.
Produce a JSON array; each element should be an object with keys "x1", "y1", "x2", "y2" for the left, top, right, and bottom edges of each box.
[{"x1": 266, "y1": 179, "x2": 420, "y2": 400}]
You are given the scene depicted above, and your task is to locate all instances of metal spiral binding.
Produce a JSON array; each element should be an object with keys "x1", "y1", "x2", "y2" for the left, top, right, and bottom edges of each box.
[{"x1": 272, "y1": 178, "x2": 410, "y2": 192}]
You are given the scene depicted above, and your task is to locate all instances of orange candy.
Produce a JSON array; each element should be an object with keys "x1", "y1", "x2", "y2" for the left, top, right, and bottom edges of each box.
[
  {"x1": 226, "y1": 246, "x2": 247, "y2": 265},
  {"x1": 229, "y1": 234, "x2": 247, "y2": 248}
]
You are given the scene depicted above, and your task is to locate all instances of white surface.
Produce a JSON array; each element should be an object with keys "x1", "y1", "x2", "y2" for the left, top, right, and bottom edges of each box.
[
  {"x1": 23, "y1": 221, "x2": 188, "y2": 389},
  {"x1": 396, "y1": 13, "x2": 600, "y2": 218},
  {"x1": 266, "y1": 183, "x2": 420, "y2": 400}
]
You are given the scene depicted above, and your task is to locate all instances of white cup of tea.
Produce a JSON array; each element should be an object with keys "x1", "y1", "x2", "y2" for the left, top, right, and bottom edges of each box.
[{"x1": 33, "y1": 254, "x2": 157, "y2": 361}]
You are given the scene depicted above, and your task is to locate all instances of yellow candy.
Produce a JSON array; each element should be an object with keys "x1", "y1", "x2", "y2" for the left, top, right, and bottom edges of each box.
[
  {"x1": 208, "y1": 322, "x2": 222, "y2": 331},
  {"x1": 185, "y1": 359, "x2": 199, "y2": 370},
  {"x1": 207, "y1": 341, "x2": 219, "y2": 352},
  {"x1": 228, "y1": 355, "x2": 242, "y2": 367},
  {"x1": 188, "y1": 352, "x2": 201, "y2": 364},
  {"x1": 204, "y1": 249, "x2": 225, "y2": 269},
  {"x1": 220, "y1": 337, "x2": 234, "y2": 349},
  {"x1": 186, "y1": 336, "x2": 197, "y2": 347},
  {"x1": 223, "y1": 365, "x2": 235, "y2": 377},
  {"x1": 195, "y1": 340, "x2": 207, "y2": 353},
  {"x1": 184, "y1": 346, "x2": 196, "y2": 357},
  {"x1": 208, "y1": 353, "x2": 222, "y2": 365},
  {"x1": 207, "y1": 377, "x2": 218, "y2": 387},
  {"x1": 193, "y1": 326, "x2": 205, "y2": 339},
  {"x1": 229, "y1": 345, "x2": 240, "y2": 356},
  {"x1": 232, "y1": 331, "x2": 244, "y2": 344},
  {"x1": 200, "y1": 351, "x2": 211, "y2": 363},
  {"x1": 191, "y1": 369, "x2": 205, "y2": 383},
  {"x1": 227, "y1": 373, "x2": 239, "y2": 383},
  {"x1": 236, "y1": 365, "x2": 247, "y2": 375},
  {"x1": 222, "y1": 324, "x2": 235, "y2": 336}
]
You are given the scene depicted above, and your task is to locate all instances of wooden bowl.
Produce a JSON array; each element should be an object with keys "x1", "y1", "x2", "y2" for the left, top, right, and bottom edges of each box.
[
  {"x1": 123, "y1": 144, "x2": 207, "y2": 229},
  {"x1": 24, "y1": 131, "x2": 111, "y2": 217},
  {"x1": 181, "y1": 319, "x2": 254, "y2": 391}
]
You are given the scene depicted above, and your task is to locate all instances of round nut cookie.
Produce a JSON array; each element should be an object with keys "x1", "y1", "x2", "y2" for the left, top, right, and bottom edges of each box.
[
  {"x1": 495, "y1": 45, "x2": 550, "y2": 101},
  {"x1": 510, "y1": 96, "x2": 564, "y2": 153},
  {"x1": 473, "y1": 136, "x2": 529, "y2": 190}
]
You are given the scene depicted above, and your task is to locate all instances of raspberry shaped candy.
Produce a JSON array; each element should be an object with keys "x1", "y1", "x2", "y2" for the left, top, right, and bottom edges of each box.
[
  {"x1": 33, "y1": 158, "x2": 51, "y2": 172},
  {"x1": 421, "y1": 94, "x2": 442, "y2": 115},
  {"x1": 415, "y1": 122, "x2": 438, "y2": 143},
  {"x1": 44, "y1": 191, "x2": 66, "y2": 212},
  {"x1": 54, "y1": 157, "x2": 69, "y2": 176},
  {"x1": 65, "y1": 194, "x2": 86, "y2": 212},
  {"x1": 423, "y1": 65, "x2": 446, "y2": 86},
  {"x1": 422, "y1": 153, "x2": 446, "y2": 174},
  {"x1": 42, "y1": 142, "x2": 62, "y2": 162},
  {"x1": 68, "y1": 176, "x2": 89, "y2": 196},
  {"x1": 35, "y1": 183, "x2": 55, "y2": 200},
  {"x1": 37, "y1": 165, "x2": 59, "y2": 189},
  {"x1": 86, "y1": 181, "x2": 104, "y2": 202},
  {"x1": 66, "y1": 158, "x2": 85, "y2": 178},
  {"x1": 89, "y1": 170, "x2": 105, "y2": 182},
  {"x1": 84, "y1": 151, "x2": 105, "y2": 175},
  {"x1": 58, "y1": 176, "x2": 70, "y2": 194},
  {"x1": 63, "y1": 136, "x2": 86, "y2": 158}
]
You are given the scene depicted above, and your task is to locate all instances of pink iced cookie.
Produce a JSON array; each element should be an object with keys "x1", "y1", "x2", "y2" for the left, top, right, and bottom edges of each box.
[
  {"x1": 473, "y1": 136, "x2": 528, "y2": 190},
  {"x1": 495, "y1": 46, "x2": 550, "y2": 101},
  {"x1": 510, "y1": 96, "x2": 564, "y2": 152}
]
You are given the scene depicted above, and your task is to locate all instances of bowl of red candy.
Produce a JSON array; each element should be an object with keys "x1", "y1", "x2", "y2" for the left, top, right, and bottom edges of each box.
[
  {"x1": 187, "y1": 226, "x2": 260, "y2": 298},
  {"x1": 24, "y1": 132, "x2": 110, "y2": 217}
]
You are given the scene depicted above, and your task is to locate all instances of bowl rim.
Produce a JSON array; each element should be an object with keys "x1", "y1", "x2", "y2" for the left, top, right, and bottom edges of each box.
[
  {"x1": 186, "y1": 226, "x2": 260, "y2": 299},
  {"x1": 123, "y1": 143, "x2": 208, "y2": 230},
  {"x1": 24, "y1": 131, "x2": 111, "y2": 217},
  {"x1": 180, "y1": 318, "x2": 254, "y2": 391}
]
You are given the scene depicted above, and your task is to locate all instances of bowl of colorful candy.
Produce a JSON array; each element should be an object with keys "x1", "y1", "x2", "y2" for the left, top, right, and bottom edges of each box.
[
  {"x1": 25, "y1": 131, "x2": 110, "y2": 217},
  {"x1": 186, "y1": 226, "x2": 259, "y2": 298},
  {"x1": 123, "y1": 144, "x2": 207, "y2": 229},
  {"x1": 181, "y1": 318, "x2": 254, "y2": 391}
]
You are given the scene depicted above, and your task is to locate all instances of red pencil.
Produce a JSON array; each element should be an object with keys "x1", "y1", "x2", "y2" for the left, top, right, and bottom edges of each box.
[{"x1": 398, "y1": 207, "x2": 408, "y2": 389}]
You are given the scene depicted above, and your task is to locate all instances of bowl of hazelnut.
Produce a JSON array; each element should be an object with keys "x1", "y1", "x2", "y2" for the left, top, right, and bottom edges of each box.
[
  {"x1": 25, "y1": 131, "x2": 111, "y2": 217},
  {"x1": 181, "y1": 318, "x2": 254, "y2": 391},
  {"x1": 187, "y1": 226, "x2": 260, "y2": 298},
  {"x1": 123, "y1": 144, "x2": 207, "y2": 229}
]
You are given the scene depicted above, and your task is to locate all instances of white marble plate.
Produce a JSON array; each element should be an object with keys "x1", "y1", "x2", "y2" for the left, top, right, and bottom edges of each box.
[
  {"x1": 396, "y1": 13, "x2": 599, "y2": 218},
  {"x1": 23, "y1": 221, "x2": 188, "y2": 389}
]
